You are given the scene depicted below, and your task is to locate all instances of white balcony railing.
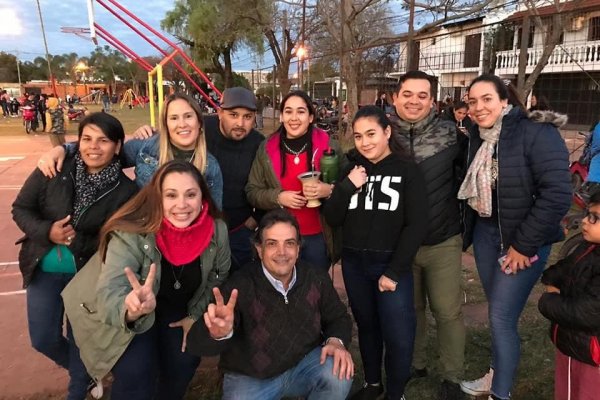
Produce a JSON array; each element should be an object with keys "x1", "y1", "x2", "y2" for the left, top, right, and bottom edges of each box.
[
  {"x1": 398, "y1": 50, "x2": 481, "y2": 73},
  {"x1": 495, "y1": 40, "x2": 600, "y2": 74}
]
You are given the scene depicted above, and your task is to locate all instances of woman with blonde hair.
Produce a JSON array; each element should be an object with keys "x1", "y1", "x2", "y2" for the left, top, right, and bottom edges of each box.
[{"x1": 36, "y1": 92, "x2": 223, "y2": 207}]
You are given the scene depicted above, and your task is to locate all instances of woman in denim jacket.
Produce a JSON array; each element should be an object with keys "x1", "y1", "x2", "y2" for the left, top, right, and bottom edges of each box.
[{"x1": 36, "y1": 92, "x2": 223, "y2": 208}]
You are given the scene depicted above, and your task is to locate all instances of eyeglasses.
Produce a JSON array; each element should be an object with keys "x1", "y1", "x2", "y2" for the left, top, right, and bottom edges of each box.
[{"x1": 584, "y1": 210, "x2": 600, "y2": 224}]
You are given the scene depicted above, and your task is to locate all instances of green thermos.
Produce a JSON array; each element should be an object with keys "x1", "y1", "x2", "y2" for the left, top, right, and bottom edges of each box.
[{"x1": 320, "y1": 148, "x2": 339, "y2": 184}]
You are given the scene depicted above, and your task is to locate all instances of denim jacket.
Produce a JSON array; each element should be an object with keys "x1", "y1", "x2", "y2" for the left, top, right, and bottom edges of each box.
[{"x1": 66, "y1": 135, "x2": 223, "y2": 208}]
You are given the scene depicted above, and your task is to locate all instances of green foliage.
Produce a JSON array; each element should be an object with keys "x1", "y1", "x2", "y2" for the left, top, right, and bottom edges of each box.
[
  {"x1": 88, "y1": 46, "x2": 131, "y2": 87},
  {"x1": 211, "y1": 72, "x2": 252, "y2": 92},
  {"x1": 256, "y1": 84, "x2": 281, "y2": 98},
  {"x1": 0, "y1": 52, "x2": 18, "y2": 82},
  {"x1": 161, "y1": 0, "x2": 269, "y2": 87}
]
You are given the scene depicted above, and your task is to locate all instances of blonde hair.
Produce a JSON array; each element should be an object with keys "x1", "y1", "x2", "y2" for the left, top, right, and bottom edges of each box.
[{"x1": 158, "y1": 92, "x2": 207, "y2": 173}]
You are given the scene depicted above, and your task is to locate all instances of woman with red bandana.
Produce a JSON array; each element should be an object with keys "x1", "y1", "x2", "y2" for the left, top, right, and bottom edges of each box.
[{"x1": 63, "y1": 160, "x2": 230, "y2": 400}]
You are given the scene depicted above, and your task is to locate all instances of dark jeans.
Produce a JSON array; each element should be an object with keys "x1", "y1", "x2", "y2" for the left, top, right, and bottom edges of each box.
[
  {"x1": 229, "y1": 225, "x2": 255, "y2": 274},
  {"x1": 300, "y1": 233, "x2": 330, "y2": 272},
  {"x1": 342, "y1": 248, "x2": 415, "y2": 399},
  {"x1": 27, "y1": 270, "x2": 90, "y2": 400},
  {"x1": 111, "y1": 305, "x2": 201, "y2": 400},
  {"x1": 472, "y1": 219, "x2": 551, "y2": 399}
]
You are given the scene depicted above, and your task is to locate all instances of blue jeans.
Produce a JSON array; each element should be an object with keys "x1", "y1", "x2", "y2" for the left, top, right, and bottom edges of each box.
[
  {"x1": 301, "y1": 233, "x2": 330, "y2": 272},
  {"x1": 110, "y1": 305, "x2": 201, "y2": 400},
  {"x1": 222, "y1": 347, "x2": 352, "y2": 400},
  {"x1": 472, "y1": 219, "x2": 551, "y2": 399},
  {"x1": 27, "y1": 270, "x2": 90, "y2": 400},
  {"x1": 229, "y1": 225, "x2": 255, "y2": 274},
  {"x1": 342, "y1": 248, "x2": 415, "y2": 399}
]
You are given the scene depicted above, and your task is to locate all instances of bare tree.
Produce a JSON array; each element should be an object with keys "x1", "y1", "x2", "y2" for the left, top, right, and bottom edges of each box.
[{"x1": 514, "y1": 0, "x2": 586, "y2": 103}]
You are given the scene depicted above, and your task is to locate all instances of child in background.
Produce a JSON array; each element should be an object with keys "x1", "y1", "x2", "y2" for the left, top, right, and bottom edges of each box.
[
  {"x1": 538, "y1": 191, "x2": 600, "y2": 400},
  {"x1": 45, "y1": 97, "x2": 67, "y2": 146}
]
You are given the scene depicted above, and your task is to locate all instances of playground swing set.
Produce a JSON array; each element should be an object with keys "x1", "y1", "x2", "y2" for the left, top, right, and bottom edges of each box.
[{"x1": 61, "y1": 0, "x2": 222, "y2": 127}]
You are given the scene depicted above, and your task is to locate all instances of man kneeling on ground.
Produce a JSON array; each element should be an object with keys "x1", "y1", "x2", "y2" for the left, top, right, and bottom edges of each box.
[{"x1": 187, "y1": 209, "x2": 353, "y2": 400}]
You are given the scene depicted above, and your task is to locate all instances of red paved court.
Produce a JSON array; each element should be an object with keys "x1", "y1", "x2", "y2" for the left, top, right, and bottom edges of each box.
[{"x1": 0, "y1": 133, "x2": 74, "y2": 399}]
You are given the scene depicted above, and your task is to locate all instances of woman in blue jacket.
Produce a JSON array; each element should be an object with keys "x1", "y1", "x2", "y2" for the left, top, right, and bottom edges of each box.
[
  {"x1": 36, "y1": 92, "x2": 223, "y2": 208},
  {"x1": 458, "y1": 74, "x2": 571, "y2": 400}
]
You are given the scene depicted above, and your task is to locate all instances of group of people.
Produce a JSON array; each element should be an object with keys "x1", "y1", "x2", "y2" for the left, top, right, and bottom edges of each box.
[{"x1": 12, "y1": 69, "x2": 584, "y2": 400}]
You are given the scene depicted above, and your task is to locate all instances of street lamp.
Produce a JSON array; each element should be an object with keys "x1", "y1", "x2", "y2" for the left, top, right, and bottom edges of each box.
[{"x1": 296, "y1": 46, "x2": 306, "y2": 91}]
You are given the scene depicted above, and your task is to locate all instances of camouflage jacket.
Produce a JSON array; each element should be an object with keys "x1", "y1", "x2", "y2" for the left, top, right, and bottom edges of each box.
[
  {"x1": 49, "y1": 108, "x2": 66, "y2": 135},
  {"x1": 390, "y1": 110, "x2": 464, "y2": 246}
]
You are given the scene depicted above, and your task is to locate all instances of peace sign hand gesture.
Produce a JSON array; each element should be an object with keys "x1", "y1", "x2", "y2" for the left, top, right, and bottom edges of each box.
[
  {"x1": 203, "y1": 287, "x2": 238, "y2": 340},
  {"x1": 124, "y1": 263, "x2": 157, "y2": 323}
]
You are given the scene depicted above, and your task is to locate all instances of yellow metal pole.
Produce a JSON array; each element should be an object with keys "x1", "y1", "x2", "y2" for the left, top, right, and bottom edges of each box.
[
  {"x1": 148, "y1": 71, "x2": 155, "y2": 127},
  {"x1": 157, "y1": 64, "x2": 164, "y2": 121}
]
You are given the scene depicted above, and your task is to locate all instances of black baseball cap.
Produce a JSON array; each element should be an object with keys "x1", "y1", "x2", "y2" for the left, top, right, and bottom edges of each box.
[{"x1": 220, "y1": 87, "x2": 257, "y2": 111}]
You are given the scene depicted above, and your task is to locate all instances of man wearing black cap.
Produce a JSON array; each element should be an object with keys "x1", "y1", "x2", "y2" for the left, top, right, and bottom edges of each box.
[{"x1": 205, "y1": 87, "x2": 265, "y2": 272}]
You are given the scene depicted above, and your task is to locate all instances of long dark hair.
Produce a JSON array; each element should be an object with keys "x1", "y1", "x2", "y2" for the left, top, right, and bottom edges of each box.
[
  {"x1": 467, "y1": 74, "x2": 525, "y2": 110},
  {"x1": 99, "y1": 160, "x2": 221, "y2": 260},
  {"x1": 352, "y1": 105, "x2": 409, "y2": 160},
  {"x1": 277, "y1": 90, "x2": 316, "y2": 177}
]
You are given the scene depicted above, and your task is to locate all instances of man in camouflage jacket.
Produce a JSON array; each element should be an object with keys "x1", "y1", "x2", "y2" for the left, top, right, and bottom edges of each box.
[{"x1": 390, "y1": 70, "x2": 466, "y2": 400}]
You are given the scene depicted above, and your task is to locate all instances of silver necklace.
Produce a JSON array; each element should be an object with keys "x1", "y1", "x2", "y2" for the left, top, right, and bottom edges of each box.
[
  {"x1": 281, "y1": 141, "x2": 308, "y2": 165},
  {"x1": 171, "y1": 264, "x2": 186, "y2": 290},
  {"x1": 188, "y1": 149, "x2": 196, "y2": 163}
]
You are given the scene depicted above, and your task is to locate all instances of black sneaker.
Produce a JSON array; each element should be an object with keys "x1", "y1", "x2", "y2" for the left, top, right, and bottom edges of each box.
[
  {"x1": 350, "y1": 383, "x2": 384, "y2": 400},
  {"x1": 439, "y1": 380, "x2": 465, "y2": 400}
]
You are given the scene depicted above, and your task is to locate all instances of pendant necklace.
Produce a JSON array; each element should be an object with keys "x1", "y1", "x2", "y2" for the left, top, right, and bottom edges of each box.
[
  {"x1": 188, "y1": 149, "x2": 196, "y2": 163},
  {"x1": 171, "y1": 263, "x2": 186, "y2": 290},
  {"x1": 281, "y1": 141, "x2": 308, "y2": 165}
]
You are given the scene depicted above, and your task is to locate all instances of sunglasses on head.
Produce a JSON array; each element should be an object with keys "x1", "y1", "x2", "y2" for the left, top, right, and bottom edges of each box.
[{"x1": 585, "y1": 209, "x2": 600, "y2": 224}]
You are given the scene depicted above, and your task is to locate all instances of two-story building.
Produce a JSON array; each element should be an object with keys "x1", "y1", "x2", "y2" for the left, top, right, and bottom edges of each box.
[
  {"x1": 395, "y1": 17, "x2": 488, "y2": 102},
  {"x1": 393, "y1": 0, "x2": 514, "y2": 104},
  {"x1": 496, "y1": 0, "x2": 600, "y2": 126}
]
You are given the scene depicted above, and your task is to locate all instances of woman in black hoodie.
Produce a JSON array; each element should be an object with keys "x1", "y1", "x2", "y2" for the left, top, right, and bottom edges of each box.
[{"x1": 323, "y1": 106, "x2": 428, "y2": 400}]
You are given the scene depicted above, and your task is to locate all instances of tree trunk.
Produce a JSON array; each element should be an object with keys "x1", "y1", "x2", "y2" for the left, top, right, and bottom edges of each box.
[
  {"x1": 516, "y1": 15, "x2": 530, "y2": 99},
  {"x1": 519, "y1": 13, "x2": 565, "y2": 103},
  {"x1": 223, "y1": 47, "x2": 233, "y2": 88}
]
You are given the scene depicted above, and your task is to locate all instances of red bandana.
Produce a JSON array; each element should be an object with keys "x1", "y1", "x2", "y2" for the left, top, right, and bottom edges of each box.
[{"x1": 156, "y1": 200, "x2": 214, "y2": 266}]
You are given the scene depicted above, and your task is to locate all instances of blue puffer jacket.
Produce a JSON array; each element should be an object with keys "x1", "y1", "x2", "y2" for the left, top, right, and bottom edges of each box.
[{"x1": 462, "y1": 108, "x2": 571, "y2": 256}]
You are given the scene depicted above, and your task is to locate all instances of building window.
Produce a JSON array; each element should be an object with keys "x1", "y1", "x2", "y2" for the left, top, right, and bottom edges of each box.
[
  {"x1": 589, "y1": 16, "x2": 600, "y2": 41},
  {"x1": 543, "y1": 17, "x2": 564, "y2": 45},
  {"x1": 517, "y1": 23, "x2": 535, "y2": 48},
  {"x1": 464, "y1": 33, "x2": 482, "y2": 68},
  {"x1": 494, "y1": 24, "x2": 515, "y2": 51}
]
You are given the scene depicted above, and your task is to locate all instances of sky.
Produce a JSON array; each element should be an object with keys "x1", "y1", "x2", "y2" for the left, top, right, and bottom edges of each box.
[{"x1": 0, "y1": 0, "x2": 262, "y2": 71}]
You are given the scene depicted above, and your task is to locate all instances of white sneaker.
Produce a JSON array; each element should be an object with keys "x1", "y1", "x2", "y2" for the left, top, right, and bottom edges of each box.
[
  {"x1": 460, "y1": 368, "x2": 493, "y2": 396},
  {"x1": 88, "y1": 380, "x2": 104, "y2": 399}
]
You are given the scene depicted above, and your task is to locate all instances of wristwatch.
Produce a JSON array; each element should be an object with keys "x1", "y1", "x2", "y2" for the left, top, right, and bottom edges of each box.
[{"x1": 325, "y1": 337, "x2": 345, "y2": 348}]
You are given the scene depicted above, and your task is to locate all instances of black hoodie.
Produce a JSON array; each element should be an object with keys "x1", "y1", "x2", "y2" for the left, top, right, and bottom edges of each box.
[{"x1": 323, "y1": 150, "x2": 429, "y2": 281}]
